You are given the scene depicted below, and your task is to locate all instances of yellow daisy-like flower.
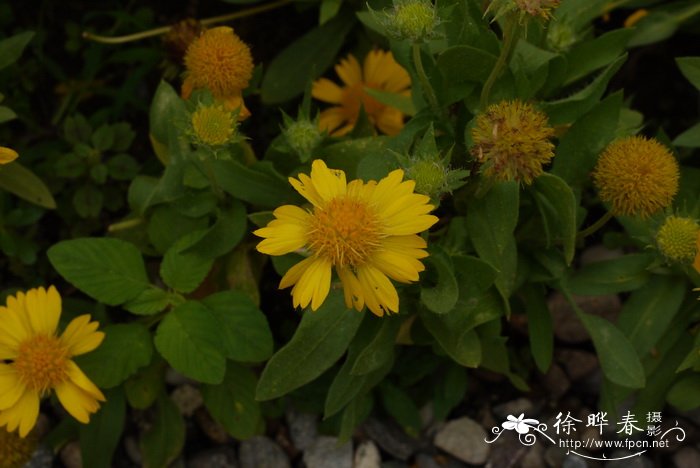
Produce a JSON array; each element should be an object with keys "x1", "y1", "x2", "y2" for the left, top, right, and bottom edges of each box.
[
  {"x1": 593, "y1": 136, "x2": 679, "y2": 218},
  {"x1": 0, "y1": 146, "x2": 18, "y2": 164},
  {"x1": 254, "y1": 160, "x2": 438, "y2": 316},
  {"x1": 182, "y1": 26, "x2": 254, "y2": 119},
  {"x1": 0, "y1": 286, "x2": 105, "y2": 437},
  {"x1": 0, "y1": 427, "x2": 36, "y2": 468},
  {"x1": 312, "y1": 50, "x2": 411, "y2": 136},
  {"x1": 656, "y1": 216, "x2": 699, "y2": 263},
  {"x1": 470, "y1": 100, "x2": 555, "y2": 184},
  {"x1": 191, "y1": 104, "x2": 236, "y2": 147}
]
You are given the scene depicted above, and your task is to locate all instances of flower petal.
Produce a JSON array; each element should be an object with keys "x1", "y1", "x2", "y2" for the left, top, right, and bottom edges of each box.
[
  {"x1": 290, "y1": 257, "x2": 332, "y2": 310},
  {"x1": 0, "y1": 146, "x2": 19, "y2": 164},
  {"x1": 337, "y1": 266, "x2": 365, "y2": 311},
  {"x1": 25, "y1": 286, "x2": 61, "y2": 336},
  {"x1": 55, "y1": 380, "x2": 101, "y2": 424},
  {"x1": 356, "y1": 265, "x2": 399, "y2": 316},
  {"x1": 66, "y1": 360, "x2": 106, "y2": 401},
  {"x1": 279, "y1": 256, "x2": 317, "y2": 290},
  {"x1": 59, "y1": 315, "x2": 104, "y2": 356},
  {"x1": 289, "y1": 173, "x2": 325, "y2": 208},
  {"x1": 309, "y1": 159, "x2": 347, "y2": 203},
  {"x1": 312, "y1": 78, "x2": 344, "y2": 104},
  {"x1": 0, "y1": 364, "x2": 25, "y2": 410},
  {"x1": 0, "y1": 389, "x2": 39, "y2": 437},
  {"x1": 335, "y1": 54, "x2": 362, "y2": 86},
  {"x1": 318, "y1": 107, "x2": 348, "y2": 135}
]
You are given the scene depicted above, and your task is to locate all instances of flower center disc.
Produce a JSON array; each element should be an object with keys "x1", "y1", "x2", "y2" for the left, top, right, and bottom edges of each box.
[
  {"x1": 307, "y1": 196, "x2": 381, "y2": 267},
  {"x1": 14, "y1": 335, "x2": 69, "y2": 394}
]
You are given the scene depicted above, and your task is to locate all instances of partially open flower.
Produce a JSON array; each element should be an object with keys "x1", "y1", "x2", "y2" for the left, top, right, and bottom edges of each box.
[
  {"x1": 470, "y1": 100, "x2": 555, "y2": 184},
  {"x1": 283, "y1": 119, "x2": 323, "y2": 161},
  {"x1": 593, "y1": 136, "x2": 679, "y2": 218},
  {"x1": 191, "y1": 104, "x2": 237, "y2": 147},
  {"x1": 656, "y1": 216, "x2": 699, "y2": 263},
  {"x1": 182, "y1": 26, "x2": 254, "y2": 118},
  {"x1": 380, "y1": 0, "x2": 440, "y2": 43}
]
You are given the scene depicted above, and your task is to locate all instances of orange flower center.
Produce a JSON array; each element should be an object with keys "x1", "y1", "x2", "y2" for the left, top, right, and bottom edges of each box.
[
  {"x1": 306, "y1": 196, "x2": 382, "y2": 267},
  {"x1": 14, "y1": 335, "x2": 69, "y2": 394},
  {"x1": 341, "y1": 82, "x2": 385, "y2": 122}
]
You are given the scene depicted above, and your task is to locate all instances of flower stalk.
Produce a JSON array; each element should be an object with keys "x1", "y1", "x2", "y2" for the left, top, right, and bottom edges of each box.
[{"x1": 480, "y1": 14, "x2": 520, "y2": 109}]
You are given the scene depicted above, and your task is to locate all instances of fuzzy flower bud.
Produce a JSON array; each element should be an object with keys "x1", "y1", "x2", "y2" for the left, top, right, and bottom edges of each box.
[
  {"x1": 190, "y1": 104, "x2": 236, "y2": 147},
  {"x1": 470, "y1": 100, "x2": 555, "y2": 185},
  {"x1": 380, "y1": 0, "x2": 439, "y2": 43},
  {"x1": 656, "y1": 216, "x2": 700, "y2": 263},
  {"x1": 284, "y1": 119, "x2": 323, "y2": 161}
]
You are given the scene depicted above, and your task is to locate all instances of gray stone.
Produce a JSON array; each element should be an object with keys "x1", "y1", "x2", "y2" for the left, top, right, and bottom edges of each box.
[
  {"x1": 549, "y1": 292, "x2": 621, "y2": 344},
  {"x1": 354, "y1": 440, "x2": 381, "y2": 468},
  {"x1": 543, "y1": 446, "x2": 566, "y2": 467},
  {"x1": 520, "y1": 444, "x2": 545, "y2": 468},
  {"x1": 171, "y1": 384, "x2": 203, "y2": 417},
  {"x1": 188, "y1": 446, "x2": 238, "y2": 468},
  {"x1": 607, "y1": 450, "x2": 653, "y2": 468},
  {"x1": 492, "y1": 398, "x2": 534, "y2": 421},
  {"x1": 556, "y1": 350, "x2": 599, "y2": 381},
  {"x1": 363, "y1": 418, "x2": 417, "y2": 461},
  {"x1": 673, "y1": 446, "x2": 700, "y2": 468},
  {"x1": 580, "y1": 245, "x2": 624, "y2": 266},
  {"x1": 303, "y1": 436, "x2": 352, "y2": 468},
  {"x1": 561, "y1": 456, "x2": 588, "y2": 468},
  {"x1": 415, "y1": 453, "x2": 466, "y2": 468},
  {"x1": 484, "y1": 425, "x2": 526, "y2": 468},
  {"x1": 239, "y1": 436, "x2": 290, "y2": 468},
  {"x1": 434, "y1": 417, "x2": 490, "y2": 465},
  {"x1": 286, "y1": 409, "x2": 318, "y2": 451},
  {"x1": 59, "y1": 441, "x2": 82, "y2": 468},
  {"x1": 124, "y1": 436, "x2": 142, "y2": 465},
  {"x1": 24, "y1": 445, "x2": 53, "y2": 468}
]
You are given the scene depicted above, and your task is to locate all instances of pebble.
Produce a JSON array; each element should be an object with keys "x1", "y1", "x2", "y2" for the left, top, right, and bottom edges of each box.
[
  {"x1": 607, "y1": 450, "x2": 653, "y2": 468},
  {"x1": 542, "y1": 364, "x2": 571, "y2": 400},
  {"x1": 544, "y1": 446, "x2": 566, "y2": 467},
  {"x1": 548, "y1": 293, "x2": 621, "y2": 344},
  {"x1": 239, "y1": 436, "x2": 290, "y2": 468},
  {"x1": 195, "y1": 408, "x2": 230, "y2": 444},
  {"x1": 353, "y1": 440, "x2": 381, "y2": 468},
  {"x1": 673, "y1": 446, "x2": 700, "y2": 468},
  {"x1": 562, "y1": 456, "x2": 588, "y2": 468},
  {"x1": 492, "y1": 398, "x2": 534, "y2": 420},
  {"x1": 286, "y1": 409, "x2": 318, "y2": 451},
  {"x1": 484, "y1": 426, "x2": 527, "y2": 468},
  {"x1": 124, "y1": 436, "x2": 142, "y2": 465},
  {"x1": 520, "y1": 444, "x2": 544, "y2": 468},
  {"x1": 171, "y1": 384, "x2": 203, "y2": 417},
  {"x1": 580, "y1": 245, "x2": 624, "y2": 266},
  {"x1": 59, "y1": 441, "x2": 82, "y2": 468},
  {"x1": 187, "y1": 446, "x2": 238, "y2": 468},
  {"x1": 303, "y1": 436, "x2": 352, "y2": 468},
  {"x1": 434, "y1": 417, "x2": 490, "y2": 465},
  {"x1": 25, "y1": 445, "x2": 54, "y2": 468},
  {"x1": 415, "y1": 453, "x2": 467, "y2": 468},
  {"x1": 363, "y1": 418, "x2": 417, "y2": 461},
  {"x1": 556, "y1": 350, "x2": 599, "y2": 381}
]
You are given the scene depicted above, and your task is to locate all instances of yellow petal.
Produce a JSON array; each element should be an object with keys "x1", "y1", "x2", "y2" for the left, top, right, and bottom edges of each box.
[
  {"x1": 0, "y1": 389, "x2": 39, "y2": 437},
  {"x1": 337, "y1": 266, "x2": 365, "y2": 311},
  {"x1": 335, "y1": 54, "x2": 362, "y2": 86},
  {"x1": 290, "y1": 257, "x2": 332, "y2": 310},
  {"x1": 60, "y1": 315, "x2": 104, "y2": 356},
  {"x1": 0, "y1": 364, "x2": 25, "y2": 410},
  {"x1": 312, "y1": 78, "x2": 344, "y2": 104},
  {"x1": 25, "y1": 286, "x2": 61, "y2": 336},
  {"x1": 289, "y1": 173, "x2": 325, "y2": 208},
  {"x1": 0, "y1": 305, "x2": 31, "y2": 349},
  {"x1": 0, "y1": 146, "x2": 18, "y2": 164},
  {"x1": 372, "y1": 249, "x2": 425, "y2": 283},
  {"x1": 318, "y1": 107, "x2": 348, "y2": 135},
  {"x1": 309, "y1": 159, "x2": 346, "y2": 203},
  {"x1": 55, "y1": 380, "x2": 101, "y2": 424},
  {"x1": 279, "y1": 256, "x2": 316, "y2": 290},
  {"x1": 376, "y1": 107, "x2": 405, "y2": 136},
  {"x1": 254, "y1": 222, "x2": 307, "y2": 256},
  {"x1": 370, "y1": 169, "x2": 405, "y2": 211},
  {"x1": 383, "y1": 214, "x2": 439, "y2": 236},
  {"x1": 363, "y1": 49, "x2": 385, "y2": 85},
  {"x1": 66, "y1": 360, "x2": 106, "y2": 401},
  {"x1": 273, "y1": 205, "x2": 311, "y2": 224},
  {"x1": 357, "y1": 265, "x2": 399, "y2": 316}
]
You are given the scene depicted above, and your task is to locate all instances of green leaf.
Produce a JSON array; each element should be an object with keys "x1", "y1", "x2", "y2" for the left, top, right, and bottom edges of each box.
[
  {"x1": 522, "y1": 286, "x2": 553, "y2": 373},
  {"x1": 182, "y1": 202, "x2": 247, "y2": 259},
  {"x1": 673, "y1": 122, "x2": 700, "y2": 147},
  {"x1": 617, "y1": 275, "x2": 686, "y2": 356},
  {"x1": 211, "y1": 159, "x2": 300, "y2": 208},
  {"x1": 564, "y1": 29, "x2": 634, "y2": 85},
  {"x1": 668, "y1": 374, "x2": 700, "y2": 411},
  {"x1": 562, "y1": 288, "x2": 645, "y2": 389},
  {"x1": 48, "y1": 238, "x2": 149, "y2": 305},
  {"x1": 436, "y1": 45, "x2": 496, "y2": 84},
  {"x1": 567, "y1": 253, "x2": 654, "y2": 296},
  {"x1": 149, "y1": 81, "x2": 189, "y2": 165},
  {"x1": 160, "y1": 232, "x2": 214, "y2": 294},
  {"x1": 124, "y1": 357, "x2": 166, "y2": 410},
  {"x1": 542, "y1": 54, "x2": 626, "y2": 125},
  {"x1": 261, "y1": 14, "x2": 354, "y2": 103},
  {"x1": 140, "y1": 393, "x2": 185, "y2": 468},
  {"x1": 676, "y1": 57, "x2": 700, "y2": 91},
  {"x1": 92, "y1": 124, "x2": 116, "y2": 151},
  {"x1": 0, "y1": 105, "x2": 17, "y2": 123},
  {"x1": 79, "y1": 388, "x2": 125, "y2": 468},
  {"x1": 0, "y1": 161, "x2": 56, "y2": 209},
  {"x1": 123, "y1": 288, "x2": 173, "y2": 316},
  {"x1": 531, "y1": 173, "x2": 577, "y2": 264},
  {"x1": 0, "y1": 31, "x2": 34, "y2": 70},
  {"x1": 510, "y1": 39, "x2": 559, "y2": 99},
  {"x1": 202, "y1": 290, "x2": 273, "y2": 362},
  {"x1": 420, "y1": 247, "x2": 459, "y2": 314},
  {"x1": 154, "y1": 301, "x2": 226, "y2": 384},
  {"x1": 432, "y1": 365, "x2": 468, "y2": 421},
  {"x1": 75, "y1": 324, "x2": 153, "y2": 389},
  {"x1": 202, "y1": 363, "x2": 262, "y2": 440},
  {"x1": 466, "y1": 181, "x2": 519, "y2": 301},
  {"x1": 420, "y1": 311, "x2": 481, "y2": 367},
  {"x1": 320, "y1": 0, "x2": 342, "y2": 24},
  {"x1": 73, "y1": 184, "x2": 103, "y2": 218},
  {"x1": 256, "y1": 290, "x2": 363, "y2": 400},
  {"x1": 551, "y1": 92, "x2": 621, "y2": 186},
  {"x1": 364, "y1": 87, "x2": 416, "y2": 116},
  {"x1": 380, "y1": 382, "x2": 421, "y2": 438},
  {"x1": 351, "y1": 317, "x2": 401, "y2": 376},
  {"x1": 628, "y1": 12, "x2": 679, "y2": 47}
]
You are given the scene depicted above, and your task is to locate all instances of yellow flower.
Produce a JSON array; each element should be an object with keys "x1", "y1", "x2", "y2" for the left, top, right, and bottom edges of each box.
[
  {"x1": 593, "y1": 136, "x2": 679, "y2": 218},
  {"x1": 182, "y1": 26, "x2": 254, "y2": 119},
  {"x1": 312, "y1": 50, "x2": 411, "y2": 136},
  {"x1": 0, "y1": 286, "x2": 105, "y2": 437},
  {"x1": 0, "y1": 147, "x2": 18, "y2": 164},
  {"x1": 0, "y1": 427, "x2": 36, "y2": 468},
  {"x1": 254, "y1": 160, "x2": 438, "y2": 316},
  {"x1": 656, "y1": 216, "x2": 699, "y2": 263},
  {"x1": 191, "y1": 104, "x2": 236, "y2": 146},
  {"x1": 470, "y1": 100, "x2": 555, "y2": 184}
]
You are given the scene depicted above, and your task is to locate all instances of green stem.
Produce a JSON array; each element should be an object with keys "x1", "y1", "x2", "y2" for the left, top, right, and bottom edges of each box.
[
  {"x1": 412, "y1": 43, "x2": 440, "y2": 116},
  {"x1": 480, "y1": 15, "x2": 519, "y2": 109},
  {"x1": 82, "y1": 0, "x2": 293, "y2": 44},
  {"x1": 577, "y1": 211, "x2": 614, "y2": 240},
  {"x1": 203, "y1": 158, "x2": 225, "y2": 200},
  {"x1": 107, "y1": 217, "x2": 144, "y2": 232}
]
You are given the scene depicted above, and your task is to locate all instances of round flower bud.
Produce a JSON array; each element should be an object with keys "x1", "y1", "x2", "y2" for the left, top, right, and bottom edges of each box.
[
  {"x1": 470, "y1": 100, "x2": 555, "y2": 185},
  {"x1": 593, "y1": 136, "x2": 679, "y2": 218},
  {"x1": 381, "y1": 0, "x2": 439, "y2": 43},
  {"x1": 656, "y1": 216, "x2": 699, "y2": 263},
  {"x1": 191, "y1": 104, "x2": 236, "y2": 147},
  {"x1": 284, "y1": 120, "x2": 322, "y2": 159},
  {"x1": 407, "y1": 159, "x2": 448, "y2": 197}
]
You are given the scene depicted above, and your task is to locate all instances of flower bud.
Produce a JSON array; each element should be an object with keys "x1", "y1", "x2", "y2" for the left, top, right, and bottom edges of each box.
[{"x1": 656, "y1": 216, "x2": 699, "y2": 263}]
